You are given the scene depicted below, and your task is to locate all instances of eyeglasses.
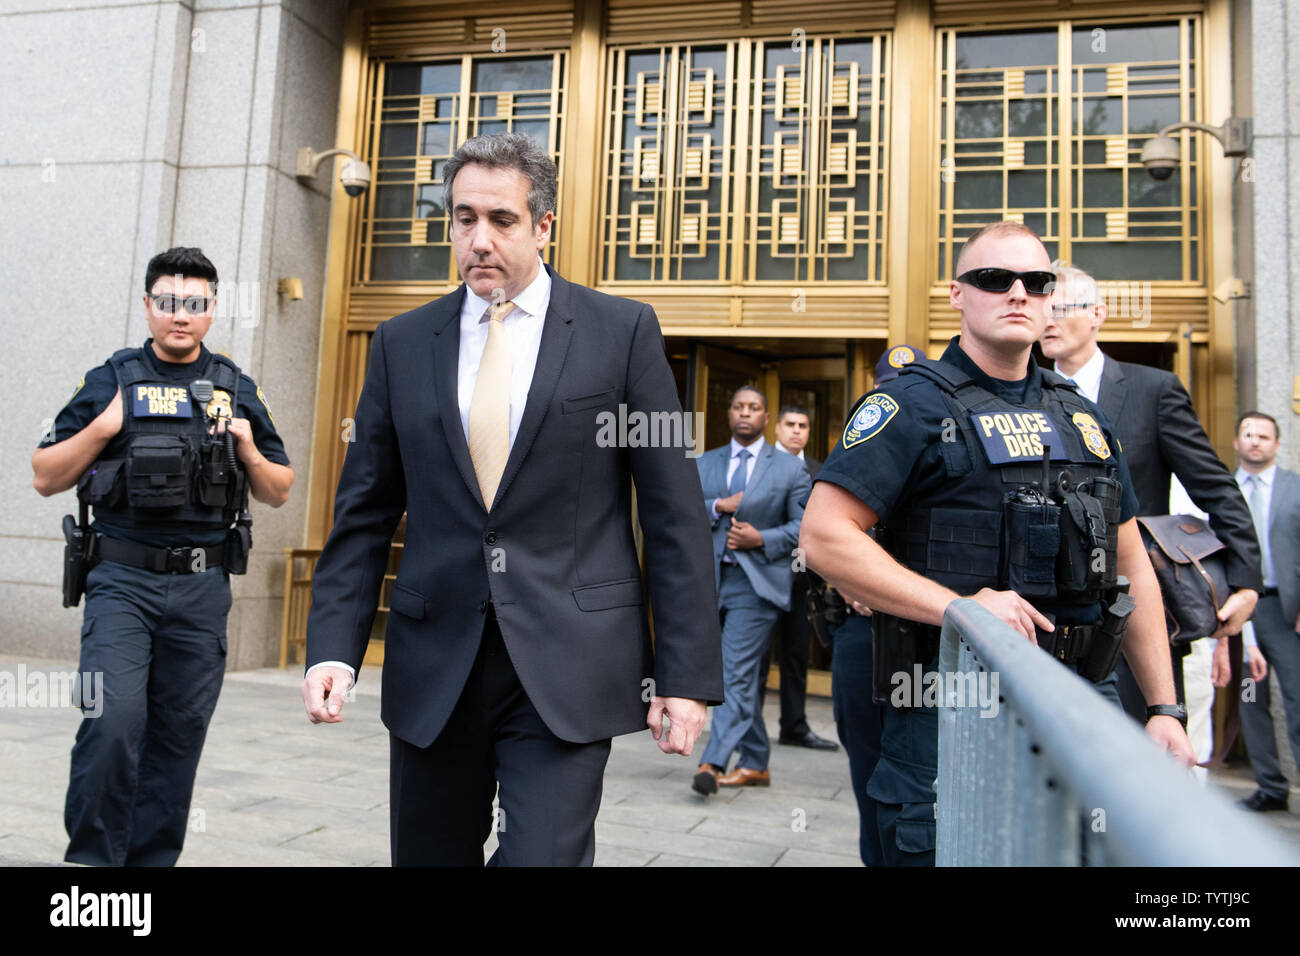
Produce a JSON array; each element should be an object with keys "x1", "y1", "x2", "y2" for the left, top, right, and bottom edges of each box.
[
  {"x1": 956, "y1": 268, "x2": 1057, "y2": 296},
  {"x1": 1050, "y1": 302, "x2": 1095, "y2": 318},
  {"x1": 147, "y1": 293, "x2": 215, "y2": 315}
]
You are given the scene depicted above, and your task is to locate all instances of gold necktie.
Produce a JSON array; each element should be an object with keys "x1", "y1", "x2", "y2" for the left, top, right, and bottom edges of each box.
[{"x1": 468, "y1": 299, "x2": 514, "y2": 510}]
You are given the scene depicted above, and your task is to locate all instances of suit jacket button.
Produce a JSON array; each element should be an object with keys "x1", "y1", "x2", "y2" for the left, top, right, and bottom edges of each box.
[
  {"x1": 485, "y1": 531, "x2": 497, "y2": 545},
  {"x1": 478, "y1": 600, "x2": 487, "y2": 613}
]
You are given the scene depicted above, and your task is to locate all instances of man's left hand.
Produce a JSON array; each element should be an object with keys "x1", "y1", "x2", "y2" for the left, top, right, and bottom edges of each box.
[
  {"x1": 1209, "y1": 588, "x2": 1259, "y2": 641},
  {"x1": 1145, "y1": 715, "x2": 1197, "y2": 768},
  {"x1": 647, "y1": 696, "x2": 707, "y2": 755},
  {"x1": 726, "y1": 518, "x2": 763, "y2": 551}
]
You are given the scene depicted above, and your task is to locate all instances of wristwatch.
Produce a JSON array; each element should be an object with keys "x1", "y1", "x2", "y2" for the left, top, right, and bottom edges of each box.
[{"x1": 1145, "y1": 703, "x2": 1187, "y2": 726}]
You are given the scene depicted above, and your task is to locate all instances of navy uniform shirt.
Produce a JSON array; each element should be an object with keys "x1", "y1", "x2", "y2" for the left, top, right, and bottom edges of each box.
[
  {"x1": 39, "y1": 339, "x2": 290, "y2": 547},
  {"x1": 817, "y1": 337, "x2": 1138, "y2": 624}
]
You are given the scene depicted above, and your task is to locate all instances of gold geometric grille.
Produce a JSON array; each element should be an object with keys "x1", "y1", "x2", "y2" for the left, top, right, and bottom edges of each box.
[
  {"x1": 936, "y1": 18, "x2": 1202, "y2": 283},
  {"x1": 360, "y1": 52, "x2": 567, "y2": 283},
  {"x1": 601, "y1": 33, "x2": 888, "y2": 285}
]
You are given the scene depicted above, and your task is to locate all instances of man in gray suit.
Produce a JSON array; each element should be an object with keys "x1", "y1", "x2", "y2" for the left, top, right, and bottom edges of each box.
[
  {"x1": 692, "y1": 386, "x2": 811, "y2": 794},
  {"x1": 1234, "y1": 411, "x2": 1300, "y2": 811}
]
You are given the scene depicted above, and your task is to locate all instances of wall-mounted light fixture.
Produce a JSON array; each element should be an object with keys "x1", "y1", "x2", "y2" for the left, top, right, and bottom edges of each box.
[
  {"x1": 1140, "y1": 118, "x2": 1252, "y2": 181},
  {"x1": 296, "y1": 147, "x2": 371, "y2": 197},
  {"x1": 277, "y1": 277, "x2": 304, "y2": 300}
]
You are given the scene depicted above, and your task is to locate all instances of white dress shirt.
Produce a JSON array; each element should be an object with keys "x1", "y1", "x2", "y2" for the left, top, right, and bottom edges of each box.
[
  {"x1": 776, "y1": 441, "x2": 805, "y2": 461},
  {"x1": 1053, "y1": 347, "x2": 1105, "y2": 404},
  {"x1": 713, "y1": 436, "x2": 765, "y2": 536},
  {"x1": 310, "y1": 261, "x2": 552, "y2": 683},
  {"x1": 725, "y1": 435, "x2": 764, "y2": 489},
  {"x1": 457, "y1": 262, "x2": 551, "y2": 447}
]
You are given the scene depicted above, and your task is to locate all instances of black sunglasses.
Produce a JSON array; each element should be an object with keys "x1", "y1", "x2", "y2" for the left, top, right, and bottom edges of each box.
[
  {"x1": 956, "y1": 268, "x2": 1057, "y2": 296},
  {"x1": 147, "y1": 293, "x2": 215, "y2": 315}
]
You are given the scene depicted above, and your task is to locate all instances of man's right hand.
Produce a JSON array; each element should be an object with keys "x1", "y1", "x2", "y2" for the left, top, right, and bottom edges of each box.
[
  {"x1": 967, "y1": 588, "x2": 1052, "y2": 644},
  {"x1": 714, "y1": 492, "x2": 743, "y2": 514},
  {"x1": 302, "y1": 666, "x2": 353, "y2": 723}
]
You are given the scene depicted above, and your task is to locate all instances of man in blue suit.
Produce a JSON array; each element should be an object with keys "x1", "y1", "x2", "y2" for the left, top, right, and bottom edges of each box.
[{"x1": 692, "y1": 386, "x2": 811, "y2": 794}]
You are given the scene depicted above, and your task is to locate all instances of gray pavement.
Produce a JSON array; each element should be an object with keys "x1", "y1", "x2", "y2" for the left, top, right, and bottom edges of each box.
[
  {"x1": 0, "y1": 654, "x2": 861, "y2": 866},
  {"x1": 3, "y1": 653, "x2": 1298, "y2": 865}
]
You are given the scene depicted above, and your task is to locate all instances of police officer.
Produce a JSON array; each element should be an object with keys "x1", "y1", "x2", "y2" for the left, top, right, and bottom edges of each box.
[
  {"x1": 32, "y1": 247, "x2": 293, "y2": 866},
  {"x1": 827, "y1": 344, "x2": 920, "y2": 867},
  {"x1": 801, "y1": 222, "x2": 1195, "y2": 866}
]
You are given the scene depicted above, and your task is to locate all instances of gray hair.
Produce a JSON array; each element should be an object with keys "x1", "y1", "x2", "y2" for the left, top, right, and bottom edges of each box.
[
  {"x1": 443, "y1": 132, "x2": 557, "y2": 226},
  {"x1": 1050, "y1": 259, "x2": 1099, "y2": 305}
]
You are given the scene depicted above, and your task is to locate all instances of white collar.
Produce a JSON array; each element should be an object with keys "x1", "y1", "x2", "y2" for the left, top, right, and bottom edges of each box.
[
  {"x1": 465, "y1": 260, "x2": 551, "y2": 323},
  {"x1": 1054, "y1": 347, "x2": 1105, "y2": 403},
  {"x1": 776, "y1": 441, "x2": 804, "y2": 460},
  {"x1": 1238, "y1": 463, "x2": 1277, "y2": 486},
  {"x1": 730, "y1": 435, "x2": 765, "y2": 459}
]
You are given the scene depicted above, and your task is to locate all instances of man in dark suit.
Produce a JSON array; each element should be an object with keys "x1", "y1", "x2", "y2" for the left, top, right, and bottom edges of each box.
[
  {"x1": 1232, "y1": 412, "x2": 1300, "y2": 811},
  {"x1": 692, "y1": 388, "x2": 811, "y2": 793},
  {"x1": 764, "y1": 404, "x2": 837, "y2": 750},
  {"x1": 300, "y1": 133, "x2": 722, "y2": 866},
  {"x1": 1040, "y1": 262, "x2": 1261, "y2": 721}
]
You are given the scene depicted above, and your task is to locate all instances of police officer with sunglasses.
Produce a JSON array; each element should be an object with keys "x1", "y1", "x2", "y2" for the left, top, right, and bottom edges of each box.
[
  {"x1": 32, "y1": 246, "x2": 293, "y2": 866},
  {"x1": 800, "y1": 222, "x2": 1195, "y2": 866}
]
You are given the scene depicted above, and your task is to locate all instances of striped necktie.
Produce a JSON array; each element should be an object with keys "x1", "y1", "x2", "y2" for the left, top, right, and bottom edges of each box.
[{"x1": 468, "y1": 299, "x2": 514, "y2": 510}]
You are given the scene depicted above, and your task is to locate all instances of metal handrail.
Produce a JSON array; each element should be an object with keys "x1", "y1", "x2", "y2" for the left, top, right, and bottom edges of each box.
[{"x1": 935, "y1": 598, "x2": 1298, "y2": 866}]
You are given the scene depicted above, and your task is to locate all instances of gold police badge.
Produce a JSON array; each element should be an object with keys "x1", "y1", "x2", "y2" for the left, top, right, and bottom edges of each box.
[
  {"x1": 843, "y1": 393, "x2": 900, "y2": 449},
  {"x1": 206, "y1": 389, "x2": 234, "y2": 420},
  {"x1": 1072, "y1": 411, "x2": 1111, "y2": 459}
]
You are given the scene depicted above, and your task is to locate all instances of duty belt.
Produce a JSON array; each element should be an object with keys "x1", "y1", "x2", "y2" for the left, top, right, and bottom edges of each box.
[
  {"x1": 913, "y1": 620, "x2": 1099, "y2": 670},
  {"x1": 95, "y1": 534, "x2": 225, "y2": 574}
]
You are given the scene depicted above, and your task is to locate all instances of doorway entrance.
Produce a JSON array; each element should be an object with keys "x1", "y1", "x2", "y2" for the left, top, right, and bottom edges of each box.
[{"x1": 665, "y1": 335, "x2": 867, "y2": 693}]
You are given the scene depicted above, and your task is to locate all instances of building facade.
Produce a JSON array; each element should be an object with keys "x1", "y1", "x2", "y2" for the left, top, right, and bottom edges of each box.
[{"x1": 2, "y1": 0, "x2": 1295, "y2": 674}]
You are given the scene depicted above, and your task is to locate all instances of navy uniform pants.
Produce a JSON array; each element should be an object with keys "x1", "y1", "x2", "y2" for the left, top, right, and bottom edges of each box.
[
  {"x1": 65, "y1": 558, "x2": 230, "y2": 866},
  {"x1": 829, "y1": 612, "x2": 884, "y2": 866},
  {"x1": 869, "y1": 653, "x2": 1122, "y2": 867}
]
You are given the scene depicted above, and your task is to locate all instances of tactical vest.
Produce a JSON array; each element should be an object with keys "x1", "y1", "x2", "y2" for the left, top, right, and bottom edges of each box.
[
  {"x1": 877, "y1": 356, "x2": 1122, "y2": 610},
  {"x1": 77, "y1": 347, "x2": 248, "y2": 531}
]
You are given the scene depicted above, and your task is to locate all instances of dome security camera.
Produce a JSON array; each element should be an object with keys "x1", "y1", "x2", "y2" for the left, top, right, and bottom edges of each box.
[
  {"x1": 296, "y1": 147, "x2": 371, "y2": 199},
  {"x1": 339, "y1": 158, "x2": 372, "y2": 197},
  {"x1": 1140, "y1": 135, "x2": 1181, "y2": 181}
]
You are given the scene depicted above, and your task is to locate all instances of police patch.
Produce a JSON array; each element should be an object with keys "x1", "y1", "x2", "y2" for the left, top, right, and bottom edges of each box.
[
  {"x1": 842, "y1": 393, "x2": 899, "y2": 448},
  {"x1": 132, "y1": 383, "x2": 192, "y2": 418},
  {"x1": 256, "y1": 385, "x2": 277, "y2": 427},
  {"x1": 888, "y1": 345, "x2": 916, "y2": 368},
  {"x1": 1072, "y1": 411, "x2": 1111, "y2": 459},
  {"x1": 971, "y1": 409, "x2": 1063, "y2": 464},
  {"x1": 67, "y1": 375, "x2": 86, "y2": 403},
  {"x1": 205, "y1": 389, "x2": 233, "y2": 420}
]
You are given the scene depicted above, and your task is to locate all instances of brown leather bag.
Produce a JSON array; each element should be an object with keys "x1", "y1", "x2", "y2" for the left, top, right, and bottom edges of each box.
[{"x1": 1136, "y1": 514, "x2": 1230, "y2": 644}]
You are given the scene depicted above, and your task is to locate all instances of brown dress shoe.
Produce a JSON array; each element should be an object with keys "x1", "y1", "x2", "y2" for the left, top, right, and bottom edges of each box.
[
  {"x1": 692, "y1": 763, "x2": 720, "y2": 795},
  {"x1": 717, "y1": 767, "x2": 771, "y2": 787}
]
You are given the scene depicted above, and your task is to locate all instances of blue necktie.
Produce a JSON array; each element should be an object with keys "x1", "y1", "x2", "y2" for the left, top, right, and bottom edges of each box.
[
  {"x1": 729, "y1": 448, "x2": 751, "y2": 496},
  {"x1": 1246, "y1": 475, "x2": 1275, "y2": 587}
]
